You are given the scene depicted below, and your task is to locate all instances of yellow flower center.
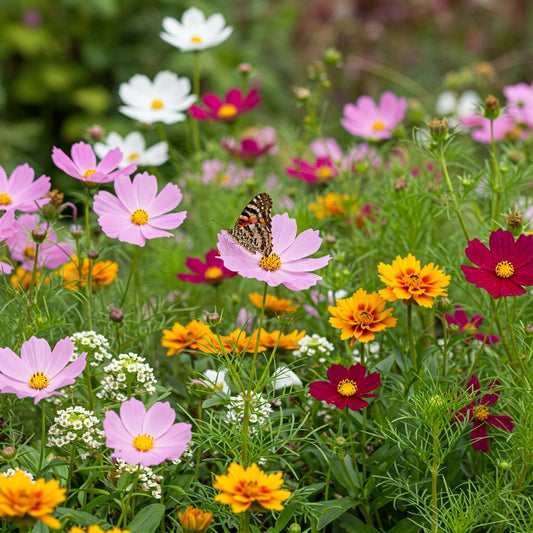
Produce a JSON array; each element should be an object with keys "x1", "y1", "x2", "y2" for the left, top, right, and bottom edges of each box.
[
  {"x1": 217, "y1": 173, "x2": 231, "y2": 185},
  {"x1": 495, "y1": 260, "x2": 514, "y2": 278},
  {"x1": 0, "y1": 192, "x2": 12, "y2": 205},
  {"x1": 356, "y1": 310, "x2": 374, "y2": 326},
  {"x1": 404, "y1": 273, "x2": 422, "y2": 289},
  {"x1": 337, "y1": 379, "x2": 358, "y2": 397},
  {"x1": 190, "y1": 35, "x2": 203, "y2": 43},
  {"x1": 205, "y1": 266, "x2": 223, "y2": 280},
  {"x1": 373, "y1": 121, "x2": 386, "y2": 131},
  {"x1": 316, "y1": 165, "x2": 333, "y2": 180},
  {"x1": 472, "y1": 405, "x2": 489, "y2": 422},
  {"x1": 132, "y1": 433, "x2": 155, "y2": 452},
  {"x1": 130, "y1": 209, "x2": 149, "y2": 225},
  {"x1": 463, "y1": 322, "x2": 477, "y2": 334},
  {"x1": 29, "y1": 371, "x2": 49, "y2": 390},
  {"x1": 83, "y1": 168, "x2": 97, "y2": 179},
  {"x1": 259, "y1": 253, "x2": 281, "y2": 271},
  {"x1": 128, "y1": 152, "x2": 140, "y2": 161},
  {"x1": 23, "y1": 246, "x2": 36, "y2": 259},
  {"x1": 151, "y1": 99, "x2": 164, "y2": 110},
  {"x1": 217, "y1": 104, "x2": 238, "y2": 119},
  {"x1": 241, "y1": 480, "x2": 259, "y2": 498}
]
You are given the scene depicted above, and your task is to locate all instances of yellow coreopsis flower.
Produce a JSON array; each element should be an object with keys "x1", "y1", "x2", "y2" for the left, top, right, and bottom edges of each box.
[
  {"x1": 57, "y1": 254, "x2": 118, "y2": 291},
  {"x1": 309, "y1": 191, "x2": 358, "y2": 220},
  {"x1": 249, "y1": 292, "x2": 299, "y2": 313},
  {"x1": 67, "y1": 526, "x2": 130, "y2": 533},
  {"x1": 258, "y1": 329, "x2": 306, "y2": 350},
  {"x1": 178, "y1": 505, "x2": 213, "y2": 532},
  {"x1": 161, "y1": 319, "x2": 217, "y2": 356},
  {"x1": 220, "y1": 329, "x2": 267, "y2": 354},
  {"x1": 214, "y1": 462, "x2": 291, "y2": 514}
]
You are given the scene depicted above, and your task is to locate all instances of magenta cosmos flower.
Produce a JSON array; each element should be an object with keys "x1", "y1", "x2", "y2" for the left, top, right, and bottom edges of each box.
[
  {"x1": 177, "y1": 248, "x2": 237, "y2": 284},
  {"x1": 189, "y1": 88, "x2": 261, "y2": 122},
  {"x1": 309, "y1": 363, "x2": 381, "y2": 411},
  {"x1": 221, "y1": 126, "x2": 277, "y2": 165},
  {"x1": 285, "y1": 157, "x2": 337, "y2": 183},
  {"x1": 461, "y1": 229, "x2": 533, "y2": 298},
  {"x1": 341, "y1": 91, "x2": 407, "y2": 141},
  {"x1": 0, "y1": 336, "x2": 86, "y2": 404},
  {"x1": 93, "y1": 172, "x2": 186, "y2": 247},
  {"x1": 453, "y1": 375, "x2": 514, "y2": 452},
  {"x1": 217, "y1": 212, "x2": 330, "y2": 291},
  {"x1": 0, "y1": 163, "x2": 51, "y2": 213},
  {"x1": 310, "y1": 138, "x2": 381, "y2": 171},
  {"x1": 444, "y1": 305, "x2": 499, "y2": 345},
  {"x1": 52, "y1": 141, "x2": 137, "y2": 184},
  {"x1": 103, "y1": 397, "x2": 192, "y2": 467}
]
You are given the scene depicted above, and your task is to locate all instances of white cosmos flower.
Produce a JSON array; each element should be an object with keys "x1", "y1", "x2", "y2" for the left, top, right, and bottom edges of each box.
[
  {"x1": 94, "y1": 132, "x2": 169, "y2": 169},
  {"x1": 272, "y1": 366, "x2": 302, "y2": 390},
  {"x1": 201, "y1": 369, "x2": 230, "y2": 394},
  {"x1": 119, "y1": 71, "x2": 196, "y2": 125},
  {"x1": 435, "y1": 90, "x2": 481, "y2": 127},
  {"x1": 160, "y1": 7, "x2": 233, "y2": 52}
]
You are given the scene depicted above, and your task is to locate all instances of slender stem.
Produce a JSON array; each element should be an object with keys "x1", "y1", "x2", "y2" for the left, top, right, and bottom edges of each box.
[
  {"x1": 407, "y1": 304, "x2": 417, "y2": 372},
  {"x1": 248, "y1": 283, "x2": 268, "y2": 386},
  {"x1": 38, "y1": 401, "x2": 46, "y2": 473},
  {"x1": 490, "y1": 118, "x2": 501, "y2": 229},
  {"x1": 85, "y1": 255, "x2": 94, "y2": 331},
  {"x1": 344, "y1": 410, "x2": 363, "y2": 488},
  {"x1": 441, "y1": 314, "x2": 449, "y2": 377},
  {"x1": 430, "y1": 427, "x2": 440, "y2": 533},
  {"x1": 120, "y1": 245, "x2": 140, "y2": 308},
  {"x1": 240, "y1": 512, "x2": 250, "y2": 533},
  {"x1": 191, "y1": 50, "x2": 201, "y2": 160},
  {"x1": 23, "y1": 242, "x2": 41, "y2": 334},
  {"x1": 504, "y1": 297, "x2": 519, "y2": 363},
  {"x1": 194, "y1": 398, "x2": 202, "y2": 482},
  {"x1": 67, "y1": 445, "x2": 76, "y2": 491},
  {"x1": 85, "y1": 363, "x2": 95, "y2": 412},
  {"x1": 84, "y1": 188, "x2": 92, "y2": 250}
]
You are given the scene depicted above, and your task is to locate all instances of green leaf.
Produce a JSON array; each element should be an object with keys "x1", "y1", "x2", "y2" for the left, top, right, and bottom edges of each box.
[
  {"x1": 316, "y1": 497, "x2": 355, "y2": 529},
  {"x1": 127, "y1": 503, "x2": 165, "y2": 533},
  {"x1": 55, "y1": 506, "x2": 100, "y2": 525}
]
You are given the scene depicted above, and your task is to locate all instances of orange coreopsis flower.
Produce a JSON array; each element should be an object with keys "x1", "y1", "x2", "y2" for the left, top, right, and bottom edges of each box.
[
  {"x1": 258, "y1": 329, "x2": 306, "y2": 350},
  {"x1": 329, "y1": 288, "x2": 397, "y2": 345},
  {"x1": 377, "y1": 253, "x2": 450, "y2": 308},
  {"x1": 10, "y1": 267, "x2": 46, "y2": 291},
  {"x1": 309, "y1": 192, "x2": 358, "y2": 220},
  {"x1": 161, "y1": 319, "x2": 217, "y2": 356},
  {"x1": 67, "y1": 526, "x2": 130, "y2": 533},
  {"x1": 214, "y1": 462, "x2": 291, "y2": 514},
  {"x1": 220, "y1": 329, "x2": 266, "y2": 354},
  {"x1": 0, "y1": 470, "x2": 66, "y2": 529},
  {"x1": 177, "y1": 506, "x2": 213, "y2": 531},
  {"x1": 249, "y1": 292, "x2": 299, "y2": 313},
  {"x1": 57, "y1": 254, "x2": 118, "y2": 291}
]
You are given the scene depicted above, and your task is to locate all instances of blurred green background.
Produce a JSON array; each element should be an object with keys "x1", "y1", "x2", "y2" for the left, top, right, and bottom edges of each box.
[{"x1": 1, "y1": 0, "x2": 533, "y2": 182}]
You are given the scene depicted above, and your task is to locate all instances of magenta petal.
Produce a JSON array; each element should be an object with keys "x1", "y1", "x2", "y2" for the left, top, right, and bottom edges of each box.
[
  {"x1": 486, "y1": 414, "x2": 514, "y2": 433},
  {"x1": 326, "y1": 364, "x2": 348, "y2": 383},
  {"x1": 309, "y1": 381, "x2": 338, "y2": 402},
  {"x1": 183, "y1": 257, "x2": 208, "y2": 275},
  {"x1": 464, "y1": 238, "x2": 495, "y2": 269},
  {"x1": 470, "y1": 421, "x2": 489, "y2": 452},
  {"x1": 346, "y1": 397, "x2": 370, "y2": 411}
]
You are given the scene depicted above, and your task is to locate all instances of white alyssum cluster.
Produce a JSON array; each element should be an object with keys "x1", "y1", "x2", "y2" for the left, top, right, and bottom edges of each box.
[
  {"x1": 97, "y1": 352, "x2": 157, "y2": 402},
  {"x1": 224, "y1": 392, "x2": 273, "y2": 436},
  {"x1": 70, "y1": 331, "x2": 112, "y2": 367},
  {"x1": 3, "y1": 468, "x2": 33, "y2": 480},
  {"x1": 293, "y1": 334, "x2": 334, "y2": 363},
  {"x1": 47, "y1": 406, "x2": 104, "y2": 458},
  {"x1": 353, "y1": 341, "x2": 380, "y2": 364},
  {"x1": 114, "y1": 459, "x2": 163, "y2": 499}
]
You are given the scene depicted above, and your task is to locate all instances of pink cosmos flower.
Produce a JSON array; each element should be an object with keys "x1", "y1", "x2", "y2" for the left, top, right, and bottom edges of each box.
[
  {"x1": 503, "y1": 82, "x2": 533, "y2": 128},
  {"x1": 177, "y1": 248, "x2": 237, "y2": 284},
  {"x1": 198, "y1": 159, "x2": 253, "y2": 188},
  {"x1": 0, "y1": 163, "x2": 51, "y2": 213},
  {"x1": 103, "y1": 397, "x2": 192, "y2": 467},
  {"x1": 221, "y1": 126, "x2": 277, "y2": 165},
  {"x1": 310, "y1": 138, "x2": 381, "y2": 170},
  {"x1": 309, "y1": 363, "x2": 381, "y2": 411},
  {"x1": 92, "y1": 172, "x2": 186, "y2": 247},
  {"x1": 444, "y1": 306, "x2": 499, "y2": 345},
  {"x1": 0, "y1": 210, "x2": 17, "y2": 274},
  {"x1": 52, "y1": 141, "x2": 137, "y2": 184},
  {"x1": 460, "y1": 114, "x2": 518, "y2": 143},
  {"x1": 461, "y1": 229, "x2": 533, "y2": 298},
  {"x1": 217, "y1": 212, "x2": 331, "y2": 291},
  {"x1": 285, "y1": 157, "x2": 337, "y2": 183},
  {"x1": 0, "y1": 336, "x2": 86, "y2": 404},
  {"x1": 189, "y1": 88, "x2": 261, "y2": 122},
  {"x1": 7, "y1": 214, "x2": 73, "y2": 271},
  {"x1": 341, "y1": 91, "x2": 407, "y2": 140},
  {"x1": 452, "y1": 375, "x2": 514, "y2": 452}
]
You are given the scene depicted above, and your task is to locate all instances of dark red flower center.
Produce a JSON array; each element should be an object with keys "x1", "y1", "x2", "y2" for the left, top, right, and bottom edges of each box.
[
  {"x1": 495, "y1": 260, "x2": 514, "y2": 278},
  {"x1": 472, "y1": 404, "x2": 489, "y2": 422},
  {"x1": 337, "y1": 379, "x2": 358, "y2": 397}
]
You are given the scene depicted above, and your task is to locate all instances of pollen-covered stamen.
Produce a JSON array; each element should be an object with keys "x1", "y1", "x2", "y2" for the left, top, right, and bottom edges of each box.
[
  {"x1": 463, "y1": 322, "x2": 477, "y2": 335},
  {"x1": 337, "y1": 378, "x2": 358, "y2": 397},
  {"x1": 316, "y1": 166, "x2": 333, "y2": 180},
  {"x1": 151, "y1": 99, "x2": 164, "y2": 110},
  {"x1": 0, "y1": 193, "x2": 12, "y2": 205},
  {"x1": 29, "y1": 371, "x2": 49, "y2": 390},
  {"x1": 190, "y1": 35, "x2": 203, "y2": 43},
  {"x1": 132, "y1": 433, "x2": 154, "y2": 452},
  {"x1": 495, "y1": 260, "x2": 514, "y2": 278},
  {"x1": 356, "y1": 310, "x2": 374, "y2": 327},
  {"x1": 130, "y1": 209, "x2": 149, "y2": 225},
  {"x1": 23, "y1": 246, "x2": 36, "y2": 259},
  {"x1": 403, "y1": 273, "x2": 422, "y2": 289},
  {"x1": 217, "y1": 104, "x2": 238, "y2": 119},
  {"x1": 128, "y1": 152, "x2": 140, "y2": 161},
  {"x1": 373, "y1": 121, "x2": 386, "y2": 131},
  {"x1": 472, "y1": 404, "x2": 489, "y2": 422},
  {"x1": 205, "y1": 266, "x2": 223, "y2": 280},
  {"x1": 83, "y1": 168, "x2": 97, "y2": 179},
  {"x1": 259, "y1": 253, "x2": 281, "y2": 271},
  {"x1": 241, "y1": 480, "x2": 259, "y2": 497}
]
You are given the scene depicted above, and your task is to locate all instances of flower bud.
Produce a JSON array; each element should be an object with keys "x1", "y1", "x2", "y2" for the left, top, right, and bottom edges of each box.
[
  {"x1": 323, "y1": 47, "x2": 342, "y2": 67},
  {"x1": 325, "y1": 235, "x2": 337, "y2": 245},
  {"x1": 205, "y1": 312, "x2": 221, "y2": 326},
  {"x1": 503, "y1": 210, "x2": 523, "y2": 235},
  {"x1": 288, "y1": 524, "x2": 302, "y2": 533},
  {"x1": 448, "y1": 323, "x2": 460, "y2": 334},
  {"x1": 109, "y1": 308, "x2": 124, "y2": 323},
  {"x1": 484, "y1": 94, "x2": 500, "y2": 120},
  {"x1": 394, "y1": 178, "x2": 408, "y2": 191},
  {"x1": 87, "y1": 124, "x2": 105, "y2": 141},
  {"x1": 1, "y1": 446, "x2": 17, "y2": 460},
  {"x1": 498, "y1": 460, "x2": 511, "y2": 470},
  {"x1": 31, "y1": 227, "x2": 47, "y2": 243},
  {"x1": 294, "y1": 87, "x2": 311, "y2": 103},
  {"x1": 238, "y1": 62, "x2": 252, "y2": 75},
  {"x1": 178, "y1": 506, "x2": 213, "y2": 532},
  {"x1": 524, "y1": 324, "x2": 533, "y2": 335},
  {"x1": 436, "y1": 296, "x2": 452, "y2": 312},
  {"x1": 428, "y1": 117, "x2": 449, "y2": 142},
  {"x1": 335, "y1": 436, "x2": 346, "y2": 446},
  {"x1": 70, "y1": 224, "x2": 83, "y2": 239}
]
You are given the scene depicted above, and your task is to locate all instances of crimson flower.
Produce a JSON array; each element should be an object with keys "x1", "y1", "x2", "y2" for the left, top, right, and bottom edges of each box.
[
  {"x1": 444, "y1": 306, "x2": 499, "y2": 344},
  {"x1": 285, "y1": 157, "x2": 337, "y2": 183},
  {"x1": 177, "y1": 248, "x2": 237, "y2": 284},
  {"x1": 453, "y1": 375, "x2": 514, "y2": 452},
  {"x1": 461, "y1": 229, "x2": 533, "y2": 298},
  {"x1": 309, "y1": 363, "x2": 381, "y2": 411},
  {"x1": 220, "y1": 126, "x2": 277, "y2": 165},
  {"x1": 189, "y1": 88, "x2": 261, "y2": 122}
]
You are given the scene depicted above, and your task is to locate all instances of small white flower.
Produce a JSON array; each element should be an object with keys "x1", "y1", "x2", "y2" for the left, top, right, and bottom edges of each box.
[
  {"x1": 160, "y1": 7, "x2": 233, "y2": 52},
  {"x1": 435, "y1": 90, "x2": 481, "y2": 126},
  {"x1": 200, "y1": 368, "x2": 230, "y2": 394},
  {"x1": 94, "y1": 132, "x2": 169, "y2": 169},
  {"x1": 271, "y1": 366, "x2": 302, "y2": 390},
  {"x1": 119, "y1": 71, "x2": 196, "y2": 125}
]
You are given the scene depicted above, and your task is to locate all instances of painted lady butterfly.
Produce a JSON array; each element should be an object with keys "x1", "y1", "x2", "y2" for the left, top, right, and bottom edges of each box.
[{"x1": 227, "y1": 192, "x2": 273, "y2": 256}]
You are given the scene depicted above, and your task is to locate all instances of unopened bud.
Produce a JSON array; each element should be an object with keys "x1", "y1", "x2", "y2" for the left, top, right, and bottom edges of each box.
[
  {"x1": 205, "y1": 312, "x2": 221, "y2": 326},
  {"x1": 335, "y1": 436, "x2": 346, "y2": 446},
  {"x1": 87, "y1": 249, "x2": 99, "y2": 260},
  {"x1": 484, "y1": 94, "x2": 500, "y2": 120},
  {"x1": 428, "y1": 117, "x2": 449, "y2": 142},
  {"x1": 1, "y1": 446, "x2": 17, "y2": 460},
  {"x1": 288, "y1": 524, "x2": 301, "y2": 533},
  {"x1": 394, "y1": 178, "x2": 408, "y2": 191},
  {"x1": 109, "y1": 308, "x2": 124, "y2": 323},
  {"x1": 325, "y1": 235, "x2": 337, "y2": 245},
  {"x1": 323, "y1": 47, "x2": 342, "y2": 67},
  {"x1": 31, "y1": 227, "x2": 47, "y2": 243},
  {"x1": 436, "y1": 296, "x2": 452, "y2": 312},
  {"x1": 87, "y1": 124, "x2": 105, "y2": 141},
  {"x1": 499, "y1": 460, "x2": 511, "y2": 470},
  {"x1": 524, "y1": 324, "x2": 533, "y2": 335},
  {"x1": 238, "y1": 62, "x2": 252, "y2": 75},
  {"x1": 294, "y1": 87, "x2": 311, "y2": 102},
  {"x1": 448, "y1": 323, "x2": 460, "y2": 334},
  {"x1": 503, "y1": 210, "x2": 523, "y2": 234},
  {"x1": 70, "y1": 224, "x2": 83, "y2": 239}
]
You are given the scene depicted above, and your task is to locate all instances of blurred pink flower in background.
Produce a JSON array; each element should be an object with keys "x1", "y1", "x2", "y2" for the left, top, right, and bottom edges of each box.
[
  {"x1": 0, "y1": 163, "x2": 51, "y2": 213},
  {"x1": 461, "y1": 114, "x2": 517, "y2": 143},
  {"x1": 221, "y1": 126, "x2": 277, "y2": 165},
  {"x1": 189, "y1": 88, "x2": 261, "y2": 122},
  {"x1": 177, "y1": 248, "x2": 237, "y2": 284},
  {"x1": 310, "y1": 138, "x2": 381, "y2": 170},
  {"x1": 285, "y1": 157, "x2": 337, "y2": 183},
  {"x1": 503, "y1": 82, "x2": 533, "y2": 127},
  {"x1": 198, "y1": 159, "x2": 253, "y2": 188}
]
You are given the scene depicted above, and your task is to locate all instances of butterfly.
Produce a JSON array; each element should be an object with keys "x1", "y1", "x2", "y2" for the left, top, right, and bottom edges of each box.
[{"x1": 227, "y1": 192, "x2": 273, "y2": 256}]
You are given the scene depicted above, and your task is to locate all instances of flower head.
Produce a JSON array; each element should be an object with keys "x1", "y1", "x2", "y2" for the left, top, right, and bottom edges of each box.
[
  {"x1": 189, "y1": 88, "x2": 260, "y2": 122},
  {"x1": 161, "y1": 319, "x2": 217, "y2": 356},
  {"x1": 197, "y1": 159, "x2": 253, "y2": 188},
  {"x1": 177, "y1": 248, "x2": 237, "y2": 284},
  {"x1": 193, "y1": 368, "x2": 230, "y2": 394},
  {"x1": 0, "y1": 163, "x2": 51, "y2": 213},
  {"x1": 503, "y1": 82, "x2": 533, "y2": 127},
  {"x1": 272, "y1": 366, "x2": 302, "y2": 390},
  {"x1": 214, "y1": 462, "x2": 291, "y2": 513},
  {"x1": 461, "y1": 229, "x2": 533, "y2": 298},
  {"x1": 453, "y1": 376, "x2": 514, "y2": 452},
  {"x1": 0, "y1": 470, "x2": 66, "y2": 529},
  {"x1": 56, "y1": 254, "x2": 118, "y2": 291},
  {"x1": 329, "y1": 288, "x2": 398, "y2": 345},
  {"x1": 178, "y1": 505, "x2": 213, "y2": 532},
  {"x1": 67, "y1": 526, "x2": 130, "y2": 533},
  {"x1": 341, "y1": 91, "x2": 407, "y2": 140},
  {"x1": 249, "y1": 292, "x2": 299, "y2": 313},
  {"x1": 119, "y1": 71, "x2": 196, "y2": 125},
  {"x1": 310, "y1": 138, "x2": 381, "y2": 170},
  {"x1": 94, "y1": 132, "x2": 169, "y2": 169},
  {"x1": 103, "y1": 397, "x2": 192, "y2": 467},
  {"x1": 461, "y1": 114, "x2": 518, "y2": 143},
  {"x1": 309, "y1": 192, "x2": 358, "y2": 221},
  {"x1": 444, "y1": 306, "x2": 499, "y2": 344},
  {"x1": 309, "y1": 363, "x2": 381, "y2": 411},
  {"x1": 285, "y1": 156, "x2": 337, "y2": 183},
  {"x1": 221, "y1": 126, "x2": 277, "y2": 165},
  {"x1": 258, "y1": 329, "x2": 306, "y2": 350},
  {"x1": 217, "y1": 212, "x2": 331, "y2": 291},
  {"x1": 378, "y1": 253, "x2": 450, "y2": 308},
  {"x1": 93, "y1": 172, "x2": 186, "y2": 247},
  {"x1": 161, "y1": 6, "x2": 232, "y2": 51},
  {"x1": 52, "y1": 142, "x2": 136, "y2": 184},
  {"x1": 0, "y1": 336, "x2": 86, "y2": 404}
]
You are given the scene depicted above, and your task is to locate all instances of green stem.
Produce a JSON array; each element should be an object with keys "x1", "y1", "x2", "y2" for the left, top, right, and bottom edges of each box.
[
  {"x1": 240, "y1": 512, "x2": 250, "y2": 533},
  {"x1": 85, "y1": 362, "x2": 95, "y2": 412},
  {"x1": 504, "y1": 297, "x2": 519, "y2": 364},
  {"x1": 85, "y1": 255, "x2": 94, "y2": 331},
  {"x1": 430, "y1": 427, "x2": 440, "y2": 533},
  {"x1": 407, "y1": 304, "x2": 417, "y2": 373},
  {"x1": 490, "y1": 118, "x2": 501, "y2": 229},
  {"x1": 38, "y1": 400, "x2": 46, "y2": 473},
  {"x1": 66, "y1": 445, "x2": 76, "y2": 491},
  {"x1": 23, "y1": 242, "x2": 41, "y2": 335},
  {"x1": 191, "y1": 50, "x2": 201, "y2": 161},
  {"x1": 120, "y1": 245, "x2": 140, "y2": 308},
  {"x1": 85, "y1": 188, "x2": 92, "y2": 250},
  {"x1": 194, "y1": 398, "x2": 202, "y2": 482},
  {"x1": 440, "y1": 314, "x2": 449, "y2": 377}
]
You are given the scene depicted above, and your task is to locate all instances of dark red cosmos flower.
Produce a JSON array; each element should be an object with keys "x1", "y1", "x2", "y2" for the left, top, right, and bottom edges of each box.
[
  {"x1": 188, "y1": 88, "x2": 261, "y2": 122},
  {"x1": 453, "y1": 375, "x2": 514, "y2": 453},
  {"x1": 461, "y1": 229, "x2": 533, "y2": 298},
  {"x1": 309, "y1": 363, "x2": 381, "y2": 411},
  {"x1": 285, "y1": 157, "x2": 338, "y2": 183},
  {"x1": 444, "y1": 305, "x2": 500, "y2": 345},
  {"x1": 177, "y1": 249, "x2": 237, "y2": 284}
]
